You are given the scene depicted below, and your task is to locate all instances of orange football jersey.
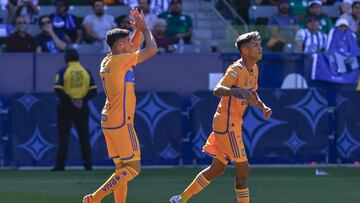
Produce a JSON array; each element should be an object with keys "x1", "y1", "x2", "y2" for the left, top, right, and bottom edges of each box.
[
  {"x1": 100, "y1": 52, "x2": 139, "y2": 129},
  {"x1": 213, "y1": 58, "x2": 259, "y2": 133}
]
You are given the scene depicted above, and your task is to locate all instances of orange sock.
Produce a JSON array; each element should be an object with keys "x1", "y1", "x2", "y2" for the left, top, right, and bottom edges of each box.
[
  {"x1": 114, "y1": 184, "x2": 128, "y2": 203},
  {"x1": 181, "y1": 173, "x2": 210, "y2": 203},
  {"x1": 92, "y1": 166, "x2": 139, "y2": 202},
  {"x1": 235, "y1": 188, "x2": 250, "y2": 203}
]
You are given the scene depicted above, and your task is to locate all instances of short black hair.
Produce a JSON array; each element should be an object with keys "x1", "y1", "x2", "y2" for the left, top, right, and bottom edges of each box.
[
  {"x1": 106, "y1": 28, "x2": 131, "y2": 48},
  {"x1": 38, "y1": 15, "x2": 51, "y2": 27},
  {"x1": 65, "y1": 48, "x2": 79, "y2": 63},
  {"x1": 55, "y1": 0, "x2": 69, "y2": 10},
  {"x1": 92, "y1": 0, "x2": 104, "y2": 7},
  {"x1": 235, "y1": 31, "x2": 261, "y2": 53},
  {"x1": 352, "y1": 1, "x2": 360, "y2": 8}
]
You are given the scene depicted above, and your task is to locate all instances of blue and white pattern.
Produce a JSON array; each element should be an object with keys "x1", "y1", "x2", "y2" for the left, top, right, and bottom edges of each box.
[
  {"x1": 17, "y1": 94, "x2": 39, "y2": 112},
  {"x1": 336, "y1": 93, "x2": 348, "y2": 109},
  {"x1": 288, "y1": 89, "x2": 328, "y2": 135},
  {"x1": 18, "y1": 127, "x2": 55, "y2": 161},
  {"x1": 158, "y1": 143, "x2": 180, "y2": 160},
  {"x1": 272, "y1": 89, "x2": 284, "y2": 100},
  {"x1": 243, "y1": 107, "x2": 286, "y2": 156},
  {"x1": 192, "y1": 125, "x2": 208, "y2": 158},
  {"x1": 137, "y1": 92, "x2": 178, "y2": 139},
  {"x1": 190, "y1": 94, "x2": 202, "y2": 109},
  {"x1": 337, "y1": 125, "x2": 360, "y2": 158},
  {"x1": 283, "y1": 131, "x2": 306, "y2": 154}
]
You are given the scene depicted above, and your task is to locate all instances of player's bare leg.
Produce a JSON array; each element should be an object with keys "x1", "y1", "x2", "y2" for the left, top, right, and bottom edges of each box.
[
  {"x1": 234, "y1": 161, "x2": 250, "y2": 203},
  {"x1": 170, "y1": 158, "x2": 226, "y2": 203}
]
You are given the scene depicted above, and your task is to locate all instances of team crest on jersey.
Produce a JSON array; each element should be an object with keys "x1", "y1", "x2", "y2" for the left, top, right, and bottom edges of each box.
[
  {"x1": 231, "y1": 70, "x2": 238, "y2": 78},
  {"x1": 101, "y1": 114, "x2": 108, "y2": 122}
]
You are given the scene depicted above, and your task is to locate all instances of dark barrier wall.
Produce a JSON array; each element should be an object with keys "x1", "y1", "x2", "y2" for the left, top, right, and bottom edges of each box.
[
  {"x1": 0, "y1": 54, "x2": 34, "y2": 95},
  {"x1": 1, "y1": 53, "x2": 357, "y2": 96},
  {"x1": 7, "y1": 90, "x2": 360, "y2": 167},
  {"x1": 35, "y1": 53, "x2": 222, "y2": 95},
  {"x1": 11, "y1": 92, "x2": 182, "y2": 167},
  {"x1": 335, "y1": 91, "x2": 360, "y2": 162}
]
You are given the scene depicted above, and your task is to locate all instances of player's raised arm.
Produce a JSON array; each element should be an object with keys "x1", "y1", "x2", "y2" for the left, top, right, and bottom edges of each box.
[
  {"x1": 129, "y1": 8, "x2": 143, "y2": 51},
  {"x1": 131, "y1": 9, "x2": 157, "y2": 64}
]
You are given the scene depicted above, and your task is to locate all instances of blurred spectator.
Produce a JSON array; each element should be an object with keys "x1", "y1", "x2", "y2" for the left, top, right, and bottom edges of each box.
[
  {"x1": 295, "y1": 15, "x2": 327, "y2": 53},
  {"x1": 36, "y1": 15, "x2": 67, "y2": 52},
  {"x1": 0, "y1": 0, "x2": 15, "y2": 24},
  {"x1": 103, "y1": 0, "x2": 120, "y2": 5},
  {"x1": 115, "y1": 14, "x2": 132, "y2": 30},
  {"x1": 288, "y1": 0, "x2": 308, "y2": 17},
  {"x1": 338, "y1": 0, "x2": 353, "y2": 14},
  {"x1": 52, "y1": 48, "x2": 97, "y2": 171},
  {"x1": 357, "y1": 76, "x2": 360, "y2": 90},
  {"x1": 300, "y1": 0, "x2": 333, "y2": 33},
  {"x1": 150, "y1": 0, "x2": 170, "y2": 15},
  {"x1": 326, "y1": 18, "x2": 358, "y2": 53},
  {"x1": 340, "y1": 0, "x2": 360, "y2": 33},
  {"x1": 15, "y1": 0, "x2": 38, "y2": 24},
  {"x1": 158, "y1": 0, "x2": 193, "y2": 43},
  {"x1": 5, "y1": 15, "x2": 36, "y2": 52},
  {"x1": 326, "y1": 18, "x2": 360, "y2": 73},
  {"x1": 82, "y1": 0, "x2": 116, "y2": 44},
  {"x1": 138, "y1": 0, "x2": 158, "y2": 30},
  {"x1": 267, "y1": 0, "x2": 299, "y2": 52},
  {"x1": 50, "y1": 0, "x2": 82, "y2": 44},
  {"x1": 152, "y1": 18, "x2": 176, "y2": 53}
]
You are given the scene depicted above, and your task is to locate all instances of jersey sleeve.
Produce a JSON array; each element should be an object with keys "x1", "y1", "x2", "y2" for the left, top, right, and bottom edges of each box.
[
  {"x1": 218, "y1": 66, "x2": 238, "y2": 88},
  {"x1": 252, "y1": 65, "x2": 259, "y2": 92},
  {"x1": 112, "y1": 52, "x2": 139, "y2": 67}
]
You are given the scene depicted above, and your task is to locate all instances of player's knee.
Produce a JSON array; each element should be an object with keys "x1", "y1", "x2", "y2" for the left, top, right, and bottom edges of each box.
[
  {"x1": 209, "y1": 164, "x2": 226, "y2": 177},
  {"x1": 216, "y1": 166, "x2": 226, "y2": 176}
]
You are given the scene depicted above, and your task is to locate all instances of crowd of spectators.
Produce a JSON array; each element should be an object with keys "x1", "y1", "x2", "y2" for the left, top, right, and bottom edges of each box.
[
  {"x1": 2, "y1": 0, "x2": 358, "y2": 55},
  {"x1": 248, "y1": 0, "x2": 360, "y2": 54},
  {"x1": 0, "y1": 0, "x2": 193, "y2": 53}
]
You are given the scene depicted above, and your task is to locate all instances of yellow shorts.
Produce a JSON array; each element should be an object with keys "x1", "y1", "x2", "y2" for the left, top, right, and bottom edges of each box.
[
  {"x1": 203, "y1": 129, "x2": 247, "y2": 164},
  {"x1": 102, "y1": 123, "x2": 141, "y2": 163}
]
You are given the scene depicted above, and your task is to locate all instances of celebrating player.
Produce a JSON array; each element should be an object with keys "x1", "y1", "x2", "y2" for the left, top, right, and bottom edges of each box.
[
  {"x1": 170, "y1": 31, "x2": 272, "y2": 203},
  {"x1": 82, "y1": 8, "x2": 157, "y2": 203}
]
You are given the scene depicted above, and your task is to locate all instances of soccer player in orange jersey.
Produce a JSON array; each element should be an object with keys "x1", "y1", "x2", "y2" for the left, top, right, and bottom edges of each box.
[
  {"x1": 170, "y1": 31, "x2": 272, "y2": 203},
  {"x1": 82, "y1": 8, "x2": 157, "y2": 203}
]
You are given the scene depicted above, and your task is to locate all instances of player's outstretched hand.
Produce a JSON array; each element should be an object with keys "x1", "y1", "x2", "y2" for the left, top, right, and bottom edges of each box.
[
  {"x1": 263, "y1": 107, "x2": 272, "y2": 120},
  {"x1": 130, "y1": 8, "x2": 147, "y2": 31}
]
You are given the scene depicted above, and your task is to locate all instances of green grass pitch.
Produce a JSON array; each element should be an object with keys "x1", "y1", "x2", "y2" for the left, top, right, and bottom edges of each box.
[{"x1": 0, "y1": 167, "x2": 359, "y2": 203}]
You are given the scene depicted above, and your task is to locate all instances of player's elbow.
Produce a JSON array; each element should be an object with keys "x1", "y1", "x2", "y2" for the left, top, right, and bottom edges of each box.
[
  {"x1": 213, "y1": 87, "x2": 222, "y2": 97},
  {"x1": 150, "y1": 44, "x2": 158, "y2": 56}
]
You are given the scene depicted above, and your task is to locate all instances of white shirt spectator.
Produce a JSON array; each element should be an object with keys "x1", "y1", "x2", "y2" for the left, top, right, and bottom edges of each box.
[
  {"x1": 16, "y1": 0, "x2": 38, "y2": 24},
  {"x1": 151, "y1": 0, "x2": 169, "y2": 15},
  {"x1": 122, "y1": 0, "x2": 138, "y2": 8},
  {"x1": 295, "y1": 28, "x2": 327, "y2": 53},
  {"x1": 145, "y1": 13, "x2": 158, "y2": 31},
  {"x1": 82, "y1": 14, "x2": 116, "y2": 41},
  {"x1": 0, "y1": 0, "x2": 8, "y2": 10},
  {"x1": 340, "y1": 13, "x2": 358, "y2": 33}
]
